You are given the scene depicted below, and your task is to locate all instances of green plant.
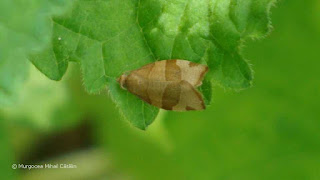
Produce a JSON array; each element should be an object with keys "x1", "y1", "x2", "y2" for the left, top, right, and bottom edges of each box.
[{"x1": 1, "y1": 0, "x2": 276, "y2": 129}]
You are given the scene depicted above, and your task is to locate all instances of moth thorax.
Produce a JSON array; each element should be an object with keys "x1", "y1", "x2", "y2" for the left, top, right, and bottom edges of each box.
[{"x1": 118, "y1": 74, "x2": 127, "y2": 89}]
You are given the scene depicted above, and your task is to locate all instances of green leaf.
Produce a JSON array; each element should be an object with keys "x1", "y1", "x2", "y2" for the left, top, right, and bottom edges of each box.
[
  {"x1": 30, "y1": 0, "x2": 275, "y2": 129},
  {"x1": 198, "y1": 77, "x2": 212, "y2": 106},
  {"x1": 0, "y1": 0, "x2": 73, "y2": 106},
  {"x1": 107, "y1": 77, "x2": 159, "y2": 130}
]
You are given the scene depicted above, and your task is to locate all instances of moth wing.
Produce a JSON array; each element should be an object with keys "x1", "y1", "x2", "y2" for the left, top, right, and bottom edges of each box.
[
  {"x1": 123, "y1": 60, "x2": 207, "y2": 111},
  {"x1": 175, "y1": 60, "x2": 208, "y2": 87},
  {"x1": 130, "y1": 63, "x2": 155, "y2": 78},
  {"x1": 172, "y1": 80, "x2": 205, "y2": 111},
  {"x1": 125, "y1": 63, "x2": 156, "y2": 104}
]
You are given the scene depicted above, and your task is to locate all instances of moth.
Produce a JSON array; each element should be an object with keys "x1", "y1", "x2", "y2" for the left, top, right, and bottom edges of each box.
[{"x1": 117, "y1": 60, "x2": 209, "y2": 111}]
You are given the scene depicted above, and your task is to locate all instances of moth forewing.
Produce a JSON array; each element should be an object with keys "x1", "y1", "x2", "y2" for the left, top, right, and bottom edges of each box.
[
  {"x1": 118, "y1": 59, "x2": 209, "y2": 111},
  {"x1": 176, "y1": 60, "x2": 209, "y2": 87},
  {"x1": 171, "y1": 81, "x2": 205, "y2": 111}
]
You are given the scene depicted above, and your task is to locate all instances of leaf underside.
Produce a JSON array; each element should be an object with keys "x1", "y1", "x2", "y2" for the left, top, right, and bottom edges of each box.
[{"x1": 30, "y1": 0, "x2": 276, "y2": 129}]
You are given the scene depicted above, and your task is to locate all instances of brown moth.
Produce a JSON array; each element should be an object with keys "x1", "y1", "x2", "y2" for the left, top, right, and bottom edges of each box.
[{"x1": 117, "y1": 60, "x2": 209, "y2": 111}]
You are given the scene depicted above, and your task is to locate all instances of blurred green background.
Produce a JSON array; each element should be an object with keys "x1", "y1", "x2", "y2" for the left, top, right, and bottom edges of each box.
[{"x1": 1, "y1": 0, "x2": 320, "y2": 179}]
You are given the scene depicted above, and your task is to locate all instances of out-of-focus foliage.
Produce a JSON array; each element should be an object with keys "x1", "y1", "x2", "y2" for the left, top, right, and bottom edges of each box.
[
  {"x1": 30, "y1": 0, "x2": 275, "y2": 129},
  {"x1": 1, "y1": 0, "x2": 320, "y2": 180},
  {"x1": 1, "y1": 65, "x2": 80, "y2": 131},
  {"x1": 0, "y1": 120, "x2": 15, "y2": 179},
  {"x1": 0, "y1": 0, "x2": 73, "y2": 106}
]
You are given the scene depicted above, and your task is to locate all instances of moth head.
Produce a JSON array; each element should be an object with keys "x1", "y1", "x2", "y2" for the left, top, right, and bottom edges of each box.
[{"x1": 117, "y1": 74, "x2": 127, "y2": 89}]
